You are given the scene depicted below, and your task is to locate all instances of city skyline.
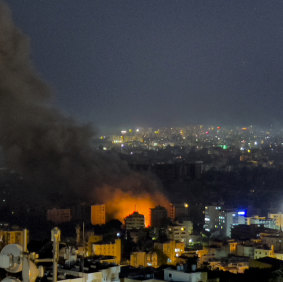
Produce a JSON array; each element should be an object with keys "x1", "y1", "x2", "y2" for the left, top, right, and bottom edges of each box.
[{"x1": 4, "y1": 0, "x2": 283, "y2": 131}]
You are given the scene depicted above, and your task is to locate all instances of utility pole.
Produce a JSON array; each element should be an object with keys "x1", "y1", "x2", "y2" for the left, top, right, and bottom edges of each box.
[{"x1": 51, "y1": 227, "x2": 61, "y2": 282}]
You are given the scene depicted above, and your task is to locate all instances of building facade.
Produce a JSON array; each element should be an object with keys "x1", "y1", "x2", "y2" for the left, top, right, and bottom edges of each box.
[
  {"x1": 130, "y1": 251, "x2": 158, "y2": 268},
  {"x1": 92, "y1": 239, "x2": 121, "y2": 265},
  {"x1": 154, "y1": 241, "x2": 185, "y2": 265},
  {"x1": 47, "y1": 208, "x2": 71, "y2": 224},
  {"x1": 91, "y1": 204, "x2": 106, "y2": 225},
  {"x1": 151, "y1": 206, "x2": 168, "y2": 227},
  {"x1": 125, "y1": 212, "x2": 145, "y2": 230}
]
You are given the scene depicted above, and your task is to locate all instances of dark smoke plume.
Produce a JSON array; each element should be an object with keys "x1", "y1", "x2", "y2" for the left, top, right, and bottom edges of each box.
[{"x1": 0, "y1": 2, "x2": 167, "y2": 209}]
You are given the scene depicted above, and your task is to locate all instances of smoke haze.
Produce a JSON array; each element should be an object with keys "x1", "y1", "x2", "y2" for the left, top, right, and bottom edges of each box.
[{"x1": 0, "y1": 2, "x2": 168, "y2": 210}]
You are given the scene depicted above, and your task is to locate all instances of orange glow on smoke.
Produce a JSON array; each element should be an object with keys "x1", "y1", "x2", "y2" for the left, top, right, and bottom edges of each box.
[{"x1": 95, "y1": 186, "x2": 169, "y2": 227}]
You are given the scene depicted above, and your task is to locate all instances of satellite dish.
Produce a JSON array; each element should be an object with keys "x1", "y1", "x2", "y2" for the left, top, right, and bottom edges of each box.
[
  {"x1": 0, "y1": 244, "x2": 23, "y2": 273},
  {"x1": 2, "y1": 278, "x2": 21, "y2": 282}
]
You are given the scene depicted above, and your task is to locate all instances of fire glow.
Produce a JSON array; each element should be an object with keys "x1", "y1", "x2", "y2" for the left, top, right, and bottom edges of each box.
[{"x1": 96, "y1": 186, "x2": 169, "y2": 227}]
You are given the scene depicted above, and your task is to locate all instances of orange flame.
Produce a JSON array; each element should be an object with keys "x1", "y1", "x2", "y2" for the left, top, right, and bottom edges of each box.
[{"x1": 95, "y1": 185, "x2": 169, "y2": 227}]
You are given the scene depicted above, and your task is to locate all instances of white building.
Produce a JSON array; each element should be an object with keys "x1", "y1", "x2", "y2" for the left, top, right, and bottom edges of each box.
[
  {"x1": 164, "y1": 267, "x2": 207, "y2": 282},
  {"x1": 246, "y1": 216, "x2": 276, "y2": 229},
  {"x1": 225, "y1": 211, "x2": 246, "y2": 237},
  {"x1": 268, "y1": 213, "x2": 283, "y2": 230},
  {"x1": 204, "y1": 206, "x2": 247, "y2": 237},
  {"x1": 167, "y1": 220, "x2": 193, "y2": 246},
  {"x1": 57, "y1": 265, "x2": 120, "y2": 282},
  {"x1": 204, "y1": 206, "x2": 225, "y2": 234}
]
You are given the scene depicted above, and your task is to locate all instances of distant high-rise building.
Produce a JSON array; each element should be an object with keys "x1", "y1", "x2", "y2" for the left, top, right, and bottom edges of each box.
[
  {"x1": 169, "y1": 203, "x2": 175, "y2": 221},
  {"x1": 225, "y1": 210, "x2": 246, "y2": 237},
  {"x1": 204, "y1": 206, "x2": 247, "y2": 237},
  {"x1": 169, "y1": 203, "x2": 189, "y2": 221},
  {"x1": 203, "y1": 205, "x2": 225, "y2": 234},
  {"x1": 91, "y1": 204, "x2": 106, "y2": 225},
  {"x1": 151, "y1": 205, "x2": 168, "y2": 227},
  {"x1": 47, "y1": 208, "x2": 71, "y2": 224},
  {"x1": 125, "y1": 211, "x2": 145, "y2": 230}
]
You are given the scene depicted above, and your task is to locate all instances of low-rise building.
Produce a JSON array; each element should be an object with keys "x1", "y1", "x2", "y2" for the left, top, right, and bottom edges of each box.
[
  {"x1": 167, "y1": 225, "x2": 187, "y2": 244},
  {"x1": 268, "y1": 213, "x2": 283, "y2": 230},
  {"x1": 130, "y1": 251, "x2": 158, "y2": 268},
  {"x1": 209, "y1": 259, "x2": 249, "y2": 274},
  {"x1": 254, "y1": 246, "x2": 274, "y2": 259},
  {"x1": 260, "y1": 232, "x2": 283, "y2": 251},
  {"x1": 164, "y1": 267, "x2": 207, "y2": 282},
  {"x1": 92, "y1": 239, "x2": 121, "y2": 264},
  {"x1": 235, "y1": 243, "x2": 255, "y2": 258},
  {"x1": 246, "y1": 216, "x2": 277, "y2": 229},
  {"x1": 154, "y1": 241, "x2": 185, "y2": 265},
  {"x1": 56, "y1": 262, "x2": 120, "y2": 282},
  {"x1": 0, "y1": 229, "x2": 28, "y2": 248},
  {"x1": 197, "y1": 245, "x2": 230, "y2": 267}
]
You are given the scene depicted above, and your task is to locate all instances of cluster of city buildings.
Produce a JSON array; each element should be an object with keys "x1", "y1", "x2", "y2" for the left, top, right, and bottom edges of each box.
[
  {"x1": 97, "y1": 125, "x2": 283, "y2": 154},
  {"x1": 2, "y1": 125, "x2": 283, "y2": 281},
  {"x1": 2, "y1": 200, "x2": 283, "y2": 281}
]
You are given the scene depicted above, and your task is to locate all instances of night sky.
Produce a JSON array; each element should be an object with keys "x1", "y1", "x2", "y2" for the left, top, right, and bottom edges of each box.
[{"x1": 5, "y1": 0, "x2": 283, "y2": 131}]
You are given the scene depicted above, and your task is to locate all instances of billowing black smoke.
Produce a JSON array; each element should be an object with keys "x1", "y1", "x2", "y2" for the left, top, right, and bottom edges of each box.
[{"x1": 0, "y1": 2, "x2": 167, "y2": 209}]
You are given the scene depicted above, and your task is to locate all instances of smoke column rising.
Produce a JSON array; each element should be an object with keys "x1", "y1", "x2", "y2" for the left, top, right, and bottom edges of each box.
[{"x1": 0, "y1": 2, "x2": 168, "y2": 210}]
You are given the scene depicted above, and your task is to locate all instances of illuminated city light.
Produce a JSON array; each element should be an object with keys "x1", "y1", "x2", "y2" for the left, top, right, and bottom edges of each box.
[
  {"x1": 112, "y1": 139, "x2": 122, "y2": 144},
  {"x1": 238, "y1": 211, "x2": 246, "y2": 215}
]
